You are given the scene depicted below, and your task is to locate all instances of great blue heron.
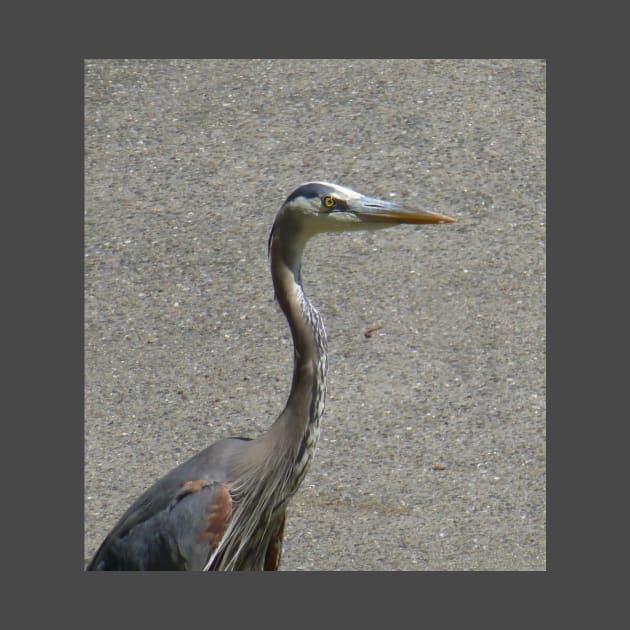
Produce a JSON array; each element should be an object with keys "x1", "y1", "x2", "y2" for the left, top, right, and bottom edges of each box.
[{"x1": 86, "y1": 182, "x2": 455, "y2": 571}]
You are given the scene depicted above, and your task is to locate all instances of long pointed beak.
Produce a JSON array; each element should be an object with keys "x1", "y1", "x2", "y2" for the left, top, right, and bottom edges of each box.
[{"x1": 352, "y1": 196, "x2": 455, "y2": 225}]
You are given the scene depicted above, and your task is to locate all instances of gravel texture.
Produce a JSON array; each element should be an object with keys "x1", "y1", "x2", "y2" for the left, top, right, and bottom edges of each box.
[{"x1": 84, "y1": 59, "x2": 546, "y2": 570}]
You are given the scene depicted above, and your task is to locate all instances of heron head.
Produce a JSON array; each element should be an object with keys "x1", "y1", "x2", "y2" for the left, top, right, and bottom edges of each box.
[{"x1": 278, "y1": 181, "x2": 455, "y2": 237}]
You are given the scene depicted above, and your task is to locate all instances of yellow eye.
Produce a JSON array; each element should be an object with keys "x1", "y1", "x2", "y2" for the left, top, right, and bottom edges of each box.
[{"x1": 323, "y1": 195, "x2": 336, "y2": 209}]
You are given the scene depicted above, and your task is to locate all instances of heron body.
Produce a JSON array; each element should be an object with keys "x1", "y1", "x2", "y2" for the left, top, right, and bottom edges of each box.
[{"x1": 87, "y1": 182, "x2": 454, "y2": 571}]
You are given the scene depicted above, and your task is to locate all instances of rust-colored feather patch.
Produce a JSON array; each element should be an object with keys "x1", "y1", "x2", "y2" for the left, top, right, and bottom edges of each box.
[{"x1": 201, "y1": 482, "x2": 233, "y2": 549}]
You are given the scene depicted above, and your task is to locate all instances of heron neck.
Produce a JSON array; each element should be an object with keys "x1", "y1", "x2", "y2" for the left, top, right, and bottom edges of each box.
[{"x1": 268, "y1": 223, "x2": 328, "y2": 450}]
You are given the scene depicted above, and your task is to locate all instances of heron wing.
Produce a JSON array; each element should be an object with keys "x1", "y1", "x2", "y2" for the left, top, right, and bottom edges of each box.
[
  {"x1": 86, "y1": 437, "x2": 252, "y2": 570},
  {"x1": 87, "y1": 479, "x2": 233, "y2": 570}
]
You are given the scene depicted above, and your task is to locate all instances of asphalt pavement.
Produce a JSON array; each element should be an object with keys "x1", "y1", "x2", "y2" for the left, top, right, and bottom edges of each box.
[{"x1": 84, "y1": 59, "x2": 546, "y2": 570}]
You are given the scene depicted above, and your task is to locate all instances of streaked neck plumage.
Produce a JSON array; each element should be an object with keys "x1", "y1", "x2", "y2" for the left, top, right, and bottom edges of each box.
[{"x1": 266, "y1": 216, "x2": 328, "y2": 473}]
